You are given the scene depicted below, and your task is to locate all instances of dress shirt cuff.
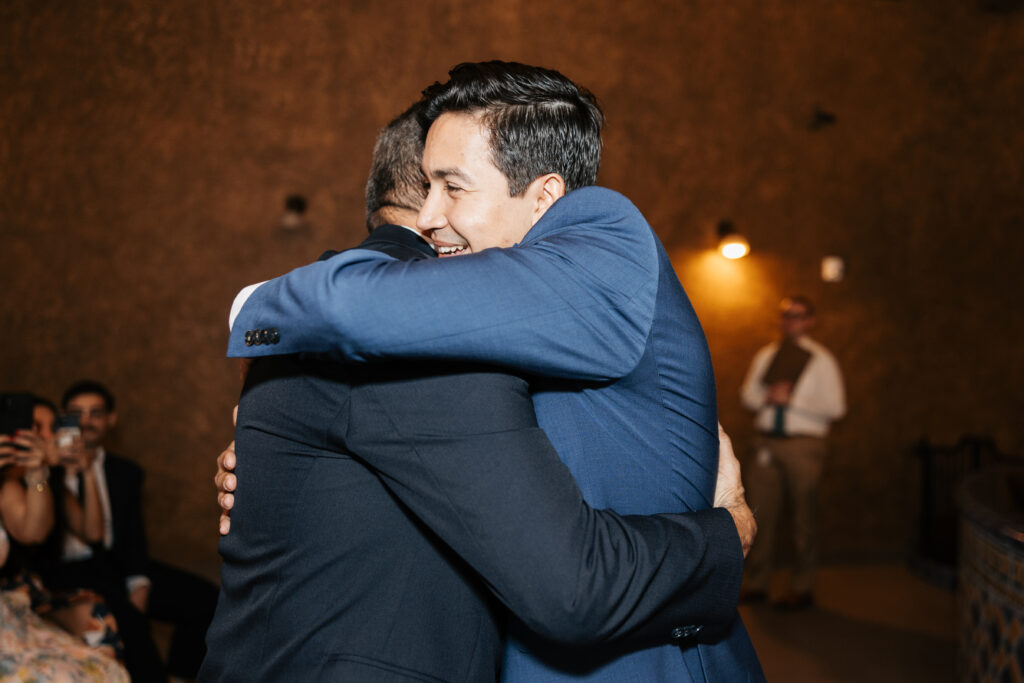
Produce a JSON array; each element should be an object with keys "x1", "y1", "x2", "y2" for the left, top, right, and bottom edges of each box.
[{"x1": 228, "y1": 281, "x2": 267, "y2": 331}]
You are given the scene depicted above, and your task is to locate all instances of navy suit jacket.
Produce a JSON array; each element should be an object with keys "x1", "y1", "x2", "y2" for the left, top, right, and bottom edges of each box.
[
  {"x1": 228, "y1": 194, "x2": 764, "y2": 681},
  {"x1": 205, "y1": 225, "x2": 746, "y2": 682},
  {"x1": 102, "y1": 454, "x2": 150, "y2": 581},
  {"x1": 229, "y1": 190, "x2": 764, "y2": 681}
]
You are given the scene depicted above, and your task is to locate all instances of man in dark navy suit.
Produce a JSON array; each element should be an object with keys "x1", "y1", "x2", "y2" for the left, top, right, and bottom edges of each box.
[{"x1": 202, "y1": 100, "x2": 755, "y2": 682}]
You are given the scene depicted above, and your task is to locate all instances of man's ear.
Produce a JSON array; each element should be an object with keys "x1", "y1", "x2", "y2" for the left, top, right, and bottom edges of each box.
[
  {"x1": 529, "y1": 173, "x2": 566, "y2": 225},
  {"x1": 107, "y1": 411, "x2": 118, "y2": 429}
]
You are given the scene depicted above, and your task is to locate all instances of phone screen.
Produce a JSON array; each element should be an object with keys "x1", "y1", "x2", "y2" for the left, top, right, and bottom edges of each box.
[
  {"x1": 55, "y1": 413, "x2": 82, "y2": 462},
  {"x1": 0, "y1": 393, "x2": 34, "y2": 438}
]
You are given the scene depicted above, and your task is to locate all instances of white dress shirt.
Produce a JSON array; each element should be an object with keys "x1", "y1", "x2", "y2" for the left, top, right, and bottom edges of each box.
[
  {"x1": 62, "y1": 447, "x2": 150, "y2": 595},
  {"x1": 741, "y1": 335, "x2": 846, "y2": 438}
]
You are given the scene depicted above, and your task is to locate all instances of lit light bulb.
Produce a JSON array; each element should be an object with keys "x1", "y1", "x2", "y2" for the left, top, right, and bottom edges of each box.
[{"x1": 719, "y1": 235, "x2": 749, "y2": 259}]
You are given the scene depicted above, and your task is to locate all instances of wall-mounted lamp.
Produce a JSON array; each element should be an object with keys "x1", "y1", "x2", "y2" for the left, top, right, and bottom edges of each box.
[
  {"x1": 717, "y1": 220, "x2": 749, "y2": 259},
  {"x1": 821, "y1": 255, "x2": 845, "y2": 282},
  {"x1": 276, "y1": 194, "x2": 310, "y2": 235}
]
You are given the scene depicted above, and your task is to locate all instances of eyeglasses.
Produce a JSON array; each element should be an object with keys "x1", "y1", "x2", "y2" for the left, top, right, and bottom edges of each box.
[{"x1": 66, "y1": 408, "x2": 108, "y2": 419}]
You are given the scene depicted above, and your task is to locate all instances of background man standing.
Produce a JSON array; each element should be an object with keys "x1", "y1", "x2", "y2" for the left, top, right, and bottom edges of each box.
[{"x1": 739, "y1": 296, "x2": 846, "y2": 610}]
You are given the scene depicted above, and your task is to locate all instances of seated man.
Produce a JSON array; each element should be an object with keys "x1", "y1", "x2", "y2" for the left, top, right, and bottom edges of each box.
[
  {"x1": 202, "y1": 99, "x2": 755, "y2": 682},
  {"x1": 39, "y1": 380, "x2": 218, "y2": 683}
]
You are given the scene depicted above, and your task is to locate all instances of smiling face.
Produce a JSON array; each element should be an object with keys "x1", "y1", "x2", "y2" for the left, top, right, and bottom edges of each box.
[
  {"x1": 66, "y1": 392, "x2": 116, "y2": 450},
  {"x1": 780, "y1": 299, "x2": 815, "y2": 340},
  {"x1": 416, "y1": 112, "x2": 560, "y2": 257}
]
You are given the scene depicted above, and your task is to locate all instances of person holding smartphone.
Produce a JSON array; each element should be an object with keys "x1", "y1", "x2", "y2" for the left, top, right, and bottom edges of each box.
[
  {"x1": 0, "y1": 394, "x2": 55, "y2": 552},
  {"x1": 42, "y1": 405, "x2": 106, "y2": 549},
  {"x1": 1, "y1": 395, "x2": 128, "y2": 682},
  {"x1": 27, "y1": 396, "x2": 106, "y2": 554}
]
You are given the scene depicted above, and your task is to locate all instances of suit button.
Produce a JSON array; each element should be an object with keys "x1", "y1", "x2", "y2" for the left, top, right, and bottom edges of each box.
[
  {"x1": 671, "y1": 625, "x2": 703, "y2": 640},
  {"x1": 244, "y1": 330, "x2": 255, "y2": 346},
  {"x1": 268, "y1": 328, "x2": 280, "y2": 344}
]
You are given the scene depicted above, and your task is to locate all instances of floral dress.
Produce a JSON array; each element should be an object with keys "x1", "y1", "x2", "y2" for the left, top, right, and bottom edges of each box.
[
  {"x1": 0, "y1": 586, "x2": 129, "y2": 682},
  {"x1": 0, "y1": 516, "x2": 127, "y2": 682}
]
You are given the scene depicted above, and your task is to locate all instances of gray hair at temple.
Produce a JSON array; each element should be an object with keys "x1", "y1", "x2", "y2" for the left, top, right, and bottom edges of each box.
[{"x1": 364, "y1": 99, "x2": 429, "y2": 232}]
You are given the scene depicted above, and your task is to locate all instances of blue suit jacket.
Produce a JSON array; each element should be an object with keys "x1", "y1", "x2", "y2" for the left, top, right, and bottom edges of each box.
[
  {"x1": 229, "y1": 191, "x2": 764, "y2": 682},
  {"x1": 206, "y1": 226, "x2": 747, "y2": 682}
]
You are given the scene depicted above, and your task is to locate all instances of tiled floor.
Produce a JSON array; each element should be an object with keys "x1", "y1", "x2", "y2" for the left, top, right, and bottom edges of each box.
[{"x1": 739, "y1": 564, "x2": 956, "y2": 682}]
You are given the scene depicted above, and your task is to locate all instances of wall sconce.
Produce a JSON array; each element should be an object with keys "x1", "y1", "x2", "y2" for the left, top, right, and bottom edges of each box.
[
  {"x1": 276, "y1": 194, "x2": 310, "y2": 235},
  {"x1": 821, "y1": 255, "x2": 845, "y2": 282},
  {"x1": 717, "y1": 220, "x2": 749, "y2": 259}
]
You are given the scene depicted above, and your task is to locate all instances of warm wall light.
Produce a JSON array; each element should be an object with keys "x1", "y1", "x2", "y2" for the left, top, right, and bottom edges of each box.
[
  {"x1": 821, "y1": 256, "x2": 845, "y2": 282},
  {"x1": 717, "y1": 220, "x2": 749, "y2": 259}
]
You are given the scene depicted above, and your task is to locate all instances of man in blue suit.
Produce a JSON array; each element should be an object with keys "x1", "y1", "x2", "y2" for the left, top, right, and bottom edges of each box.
[{"x1": 228, "y1": 63, "x2": 763, "y2": 681}]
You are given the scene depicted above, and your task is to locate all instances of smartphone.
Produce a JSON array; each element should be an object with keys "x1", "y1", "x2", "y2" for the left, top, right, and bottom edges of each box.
[
  {"x1": 55, "y1": 413, "x2": 82, "y2": 463},
  {"x1": 0, "y1": 393, "x2": 34, "y2": 459},
  {"x1": 0, "y1": 393, "x2": 34, "y2": 438}
]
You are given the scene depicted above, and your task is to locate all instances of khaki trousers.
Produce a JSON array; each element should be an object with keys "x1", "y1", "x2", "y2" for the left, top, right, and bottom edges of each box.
[{"x1": 743, "y1": 435, "x2": 827, "y2": 595}]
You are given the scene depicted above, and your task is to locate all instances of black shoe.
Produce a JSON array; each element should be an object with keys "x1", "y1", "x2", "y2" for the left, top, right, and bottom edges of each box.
[{"x1": 774, "y1": 592, "x2": 814, "y2": 611}]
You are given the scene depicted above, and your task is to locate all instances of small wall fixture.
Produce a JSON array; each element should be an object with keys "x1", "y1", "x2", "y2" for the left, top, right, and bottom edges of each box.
[
  {"x1": 717, "y1": 220, "x2": 749, "y2": 259},
  {"x1": 276, "y1": 193, "x2": 310, "y2": 235},
  {"x1": 821, "y1": 256, "x2": 845, "y2": 282}
]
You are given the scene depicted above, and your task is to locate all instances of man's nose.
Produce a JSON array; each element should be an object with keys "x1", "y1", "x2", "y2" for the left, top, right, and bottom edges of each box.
[{"x1": 416, "y1": 191, "x2": 446, "y2": 234}]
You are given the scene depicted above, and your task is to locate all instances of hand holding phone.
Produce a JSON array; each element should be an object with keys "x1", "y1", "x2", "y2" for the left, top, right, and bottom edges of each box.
[
  {"x1": 0, "y1": 393, "x2": 34, "y2": 447},
  {"x1": 11, "y1": 430, "x2": 47, "y2": 470},
  {"x1": 55, "y1": 414, "x2": 84, "y2": 467},
  {"x1": 0, "y1": 435, "x2": 17, "y2": 468}
]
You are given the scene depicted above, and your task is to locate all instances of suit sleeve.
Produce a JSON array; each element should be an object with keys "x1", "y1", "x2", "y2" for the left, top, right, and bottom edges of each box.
[
  {"x1": 341, "y1": 369, "x2": 743, "y2": 646},
  {"x1": 109, "y1": 460, "x2": 150, "y2": 582},
  {"x1": 228, "y1": 188, "x2": 659, "y2": 382}
]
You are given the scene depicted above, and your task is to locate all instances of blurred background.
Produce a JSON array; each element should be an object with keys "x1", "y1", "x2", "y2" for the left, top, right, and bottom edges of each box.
[{"x1": 2, "y1": 0, "x2": 1021, "y2": 635}]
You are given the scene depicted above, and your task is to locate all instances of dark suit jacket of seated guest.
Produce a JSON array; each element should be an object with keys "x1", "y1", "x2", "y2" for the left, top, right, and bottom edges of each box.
[{"x1": 201, "y1": 225, "x2": 743, "y2": 682}]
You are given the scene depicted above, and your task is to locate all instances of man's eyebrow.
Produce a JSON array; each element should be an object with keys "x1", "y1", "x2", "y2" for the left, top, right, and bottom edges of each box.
[{"x1": 426, "y1": 166, "x2": 473, "y2": 183}]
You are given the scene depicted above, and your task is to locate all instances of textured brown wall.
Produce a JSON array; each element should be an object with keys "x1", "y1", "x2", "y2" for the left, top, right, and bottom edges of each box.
[{"x1": 2, "y1": 1, "x2": 1022, "y2": 580}]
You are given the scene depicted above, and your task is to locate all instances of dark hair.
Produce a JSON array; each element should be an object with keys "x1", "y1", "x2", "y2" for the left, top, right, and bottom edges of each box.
[
  {"x1": 61, "y1": 380, "x2": 115, "y2": 412},
  {"x1": 782, "y1": 295, "x2": 816, "y2": 317},
  {"x1": 30, "y1": 394, "x2": 58, "y2": 416},
  {"x1": 364, "y1": 100, "x2": 429, "y2": 232},
  {"x1": 421, "y1": 61, "x2": 604, "y2": 196}
]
